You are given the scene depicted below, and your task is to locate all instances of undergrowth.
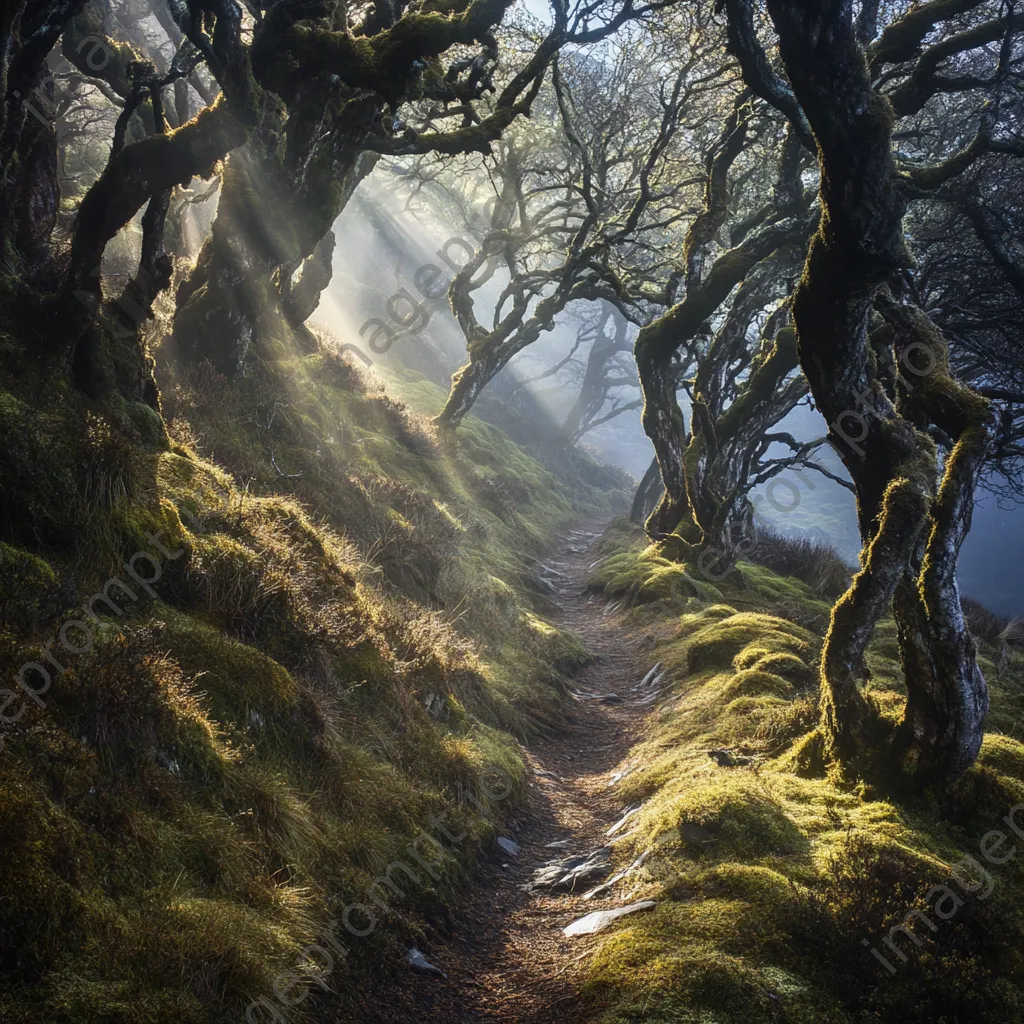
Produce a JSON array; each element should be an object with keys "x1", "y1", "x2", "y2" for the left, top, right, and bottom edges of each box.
[{"x1": 581, "y1": 518, "x2": 1024, "y2": 1024}]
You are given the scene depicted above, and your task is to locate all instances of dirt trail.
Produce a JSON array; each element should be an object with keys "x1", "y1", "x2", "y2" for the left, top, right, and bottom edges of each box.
[{"x1": 359, "y1": 520, "x2": 655, "y2": 1024}]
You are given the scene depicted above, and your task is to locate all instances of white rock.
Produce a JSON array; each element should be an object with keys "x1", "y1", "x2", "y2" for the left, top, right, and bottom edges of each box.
[
  {"x1": 530, "y1": 847, "x2": 611, "y2": 892},
  {"x1": 563, "y1": 901, "x2": 657, "y2": 937},
  {"x1": 634, "y1": 663, "x2": 663, "y2": 691},
  {"x1": 634, "y1": 689, "x2": 663, "y2": 706},
  {"x1": 497, "y1": 837, "x2": 521, "y2": 856},
  {"x1": 606, "y1": 803, "x2": 643, "y2": 837},
  {"x1": 405, "y1": 948, "x2": 446, "y2": 978}
]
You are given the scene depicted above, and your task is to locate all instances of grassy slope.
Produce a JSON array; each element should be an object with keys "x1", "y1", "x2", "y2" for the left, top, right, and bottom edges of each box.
[
  {"x1": 0, "y1": 331, "x2": 626, "y2": 1024},
  {"x1": 582, "y1": 519, "x2": 1024, "y2": 1024}
]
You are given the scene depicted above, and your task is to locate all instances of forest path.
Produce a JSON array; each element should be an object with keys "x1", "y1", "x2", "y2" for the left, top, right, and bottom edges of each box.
[{"x1": 357, "y1": 518, "x2": 655, "y2": 1024}]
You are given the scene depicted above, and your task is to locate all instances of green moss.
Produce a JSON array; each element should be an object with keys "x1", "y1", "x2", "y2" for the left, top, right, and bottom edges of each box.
[
  {"x1": 654, "y1": 777, "x2": 809, "y2": 860},
  {"x1": 978, "y1": 733, "x2": 1024, "y2": 782},
  {"x1": 685, "y1": 612, "x2": 816, "y2": 675},
  {"x1": 591, "y1": 536, "x2": 723, "y2": 607},
  {"x1": 0, "y1": 542, "x2": 59, "y2": 632},
  {"x1": 576, "y1": 520, "x2": 1024, "y2": 1024},
  {"x1": 720, "y1": 668, "x2": 796, "y2": 701}
]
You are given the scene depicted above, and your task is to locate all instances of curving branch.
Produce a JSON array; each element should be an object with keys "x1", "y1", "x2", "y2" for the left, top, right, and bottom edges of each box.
[{"x1": 716, "y1": 0, "x2": 814, "y2": 150}]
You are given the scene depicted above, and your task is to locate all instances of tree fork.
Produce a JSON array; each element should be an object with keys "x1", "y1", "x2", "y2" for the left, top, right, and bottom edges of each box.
[{"x1": 820, "y1": 476, "x2": 931, "y2": 769}]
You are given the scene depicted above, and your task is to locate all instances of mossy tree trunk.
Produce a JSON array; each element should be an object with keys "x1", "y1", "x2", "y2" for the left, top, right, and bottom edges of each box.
[
  {"x1": 8, "y1": 104, "x2": 60, "y2": 281},
  {"x1": 63, "y1": 0, "x2": 260, "y2": 405},
  {"x1": 435, "y1": 354, "x2": 497, "y2": 429},
  {"x1": 756, "y1": 0, "x2": 998, "y2": 779},
  {"x1": 0, "y1": 0, "x2": 86, "y2": 271},
  {"x1": 171, "y1": 0, "x2": 554, "y2": 376},
  {"x1": 172, "y1": 143, "x2": 375, "y2": 373},
  {"x1": 634, "y1": 93, "x2": 811, "y2": 549},
  {"x1": 685, "y1": 328, "x2": 804, "y2": 563},
  {"x1": 671, "y1": 253, "x2": 811, "y2": 572},
  {"x1": 435, "y1": 238, "x2": 605, "y2": 430},
  {"x1": 0, "y1": 0, "x2": 257, "y2": 411},
  {"x1": 635, "y1": 315, "x2": 699, "y2": 541},
  {"x1": 880, "y1": 294, "x2": 997, "y2": 779},
  {"x1": 631, "y1": 457, "x2": 664, "y2": 526},
  {"x1": 282, "y1": 229, "x2": 337, "y2": 342},
  {"x1": 635, "y1": 216, "x2": 808, "y2": 544}
]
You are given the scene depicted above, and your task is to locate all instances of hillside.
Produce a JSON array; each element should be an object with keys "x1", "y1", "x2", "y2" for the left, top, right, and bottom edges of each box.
[
  {"x1": 0, "y1": 330, "x2": 627, "y2": 1023},
  {"x1": 574, "y1": 521, "x2": 1024, "y2": 1023}
]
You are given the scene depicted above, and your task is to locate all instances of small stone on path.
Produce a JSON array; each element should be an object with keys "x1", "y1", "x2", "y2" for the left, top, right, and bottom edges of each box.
[
  {"x1": 634, "y1": 663, "x2": 663, "y2": 691},
  {"x1": 529, "y1": 847, "x2": 612, "y2": 892},
  {"x1": 563, "y1": 901, "x2": 657, "y2": 937},
  {"x1": 606, "y1": 803, "x2": 643, "y2": 837},
  {"x1": 405, "y1": 948, "x2": 447, "y2": 978},
  {"x1": 497, "y1": 837, "x2": 521, "y2": 856}
]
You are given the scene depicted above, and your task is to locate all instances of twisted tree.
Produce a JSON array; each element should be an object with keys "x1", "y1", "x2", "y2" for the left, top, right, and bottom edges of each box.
[
  {"x1": 428, "y1": 25, "x2": 703, "y2": 427},
  {"x1": 718, "y1": 0, "x2": 1024, "y2": 779},
  {"x1": 558, "y1": 305, "x2": 641, "y2": 446},
  {"x1": 3, "y1": 0, "x2": 664, "y2": 409},
  {"x1": 171, "y1": 0, "x2": 672, "y2": 375},
  {"x1": 631, "y1": 91, "x2": 815, "y2": 556}
]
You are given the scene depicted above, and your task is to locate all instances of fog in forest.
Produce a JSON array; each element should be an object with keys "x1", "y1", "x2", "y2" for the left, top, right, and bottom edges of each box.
[
  {"x1": 317, "y1": 184, "x2": 1024, "y2": 615},
  {"x1": 4, "y1": 1, "x2": 1024, "y2": 1022}
]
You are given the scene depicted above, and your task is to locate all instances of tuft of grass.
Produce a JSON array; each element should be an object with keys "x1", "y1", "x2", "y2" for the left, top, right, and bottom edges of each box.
[
  {"x1": 747, "y1": 526, "x2": 853, "y2": 599},
  {"x1": 589, "y1": 519, "x2": 723, "y2": 609}
]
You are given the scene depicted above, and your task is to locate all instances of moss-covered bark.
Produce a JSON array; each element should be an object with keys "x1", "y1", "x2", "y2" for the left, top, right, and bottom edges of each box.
[
  {"x1": 172, "y1": 0, "x2": 536, "y2": 376},
  {"x1": 684, "y1": 322, "x2": 803, "y2": 567},
  {"x1": 436, "y1": 354, "x2": 495, "y2": 429},
  {"x1": 70, "y1": 98, "x2": 252, "y2": 290},
  {"x1": 1, "y1": 1, "x2": 88, "y2": 274},
  {"x1": 9, "y1": 116, "x2": 59, "y2": 277},
  {"x1": 667, "y1": 247, "x2": 809, "y2": 574},
  {"x1": 634, "y1": 216, "x2": 808, "y2": 544},
  {"x1": 282, "y1": 229, "x2": 337, "y2": 335},
  {"x1": 880, "y1": 294, "x2": 998, "y2": 778},
  {"x1": 172, "y1": 141, "x2": 374, "y2": 373},
  {"x1": 436, "y1": 227, "x2": 611, "y2": 430},
  {"x1": 758, "y1": 0, "x2": 997, "y2": 779},
  {"x1": 630, "y1": 456, "x2": 663, "y2": 525}
]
